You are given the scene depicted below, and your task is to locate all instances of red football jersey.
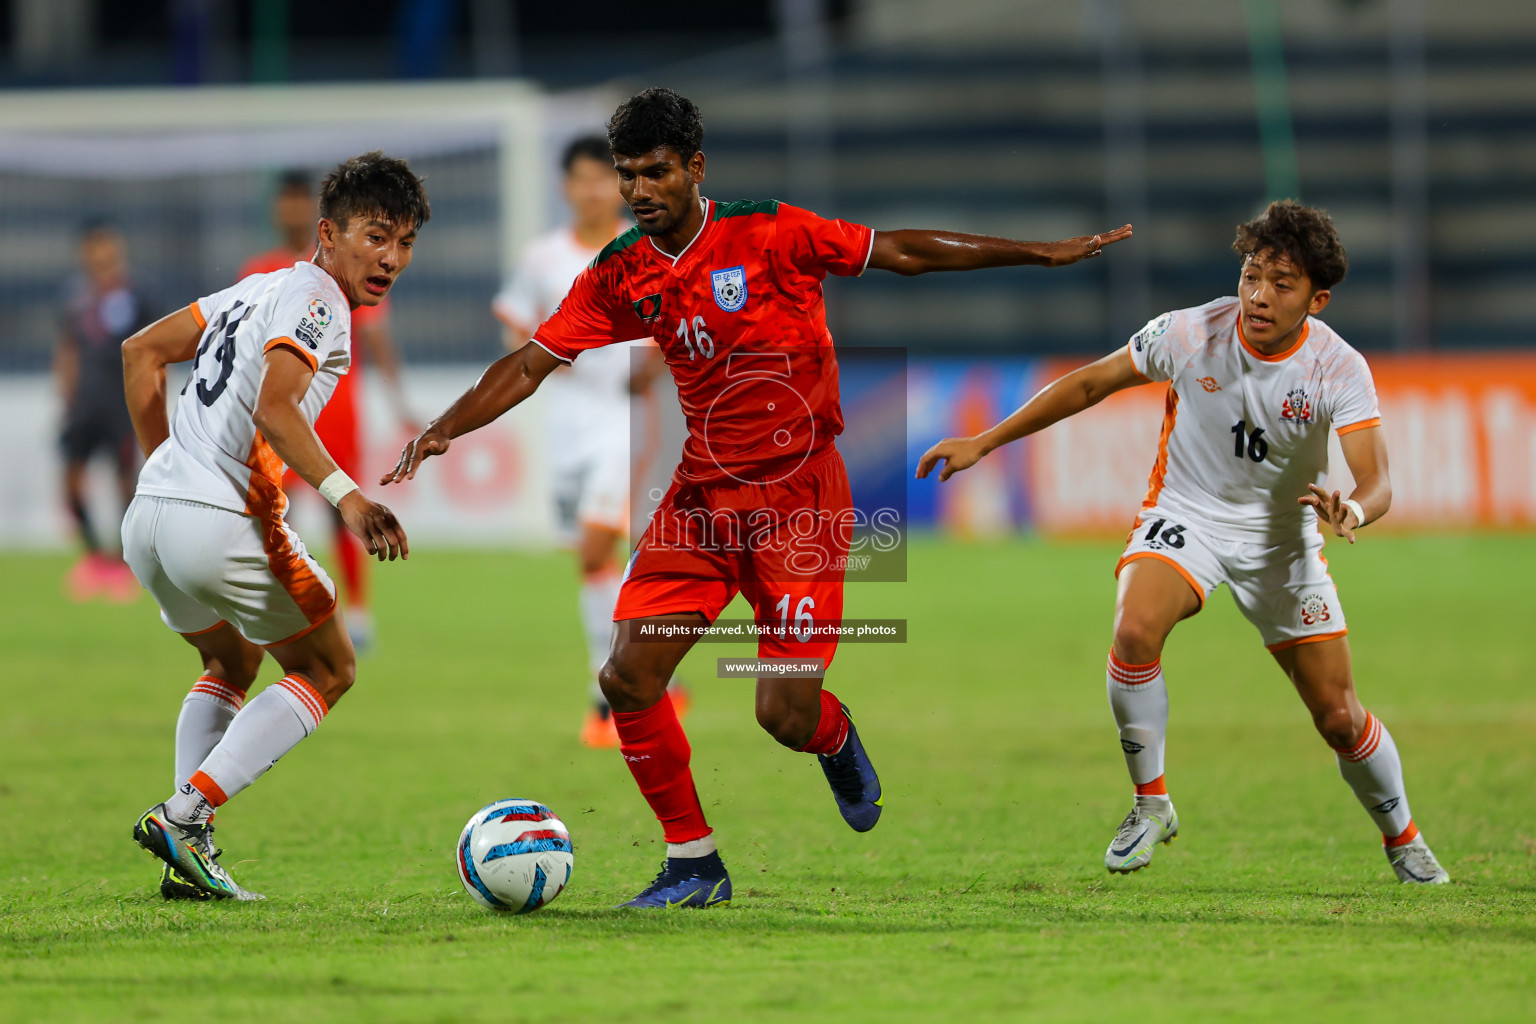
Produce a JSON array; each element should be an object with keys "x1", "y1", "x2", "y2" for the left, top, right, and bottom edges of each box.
[{"x1": 532, "y1": 200, "x2": 874, "y2": 484}]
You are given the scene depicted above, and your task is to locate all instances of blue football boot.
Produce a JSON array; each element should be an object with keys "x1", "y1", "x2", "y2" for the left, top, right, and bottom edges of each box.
[
  {"x1": 817, "y1": 704, "x2": 883, "y2": 832},
  {"x1": 618, "y1": 851, "x2": 732, "y2": 909}
]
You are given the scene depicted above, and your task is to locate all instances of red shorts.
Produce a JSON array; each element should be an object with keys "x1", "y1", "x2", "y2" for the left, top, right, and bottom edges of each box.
[
  {"x1": 615, "y1": 445, "x2": 852, "y2": 664},
  {"x1": 283, "y1": 373, "x2": 360, "y2": 491}
]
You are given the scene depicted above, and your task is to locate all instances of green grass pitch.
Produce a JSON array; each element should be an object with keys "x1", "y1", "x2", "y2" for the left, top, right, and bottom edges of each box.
[{"x1": 2, "y1": 535, "x2": 1533, "y2": 1023}]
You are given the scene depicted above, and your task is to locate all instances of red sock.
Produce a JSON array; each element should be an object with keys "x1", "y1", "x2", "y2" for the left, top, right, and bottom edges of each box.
[
  {"x1": 333, "y1": 522, "x2": 368, "y2": 608},
  {"x1": 797, "y1": 689, "x2": 850, "y2": 755},
  {"x1": 611, "y1": 693, "x2": 711, "y2": 843}
]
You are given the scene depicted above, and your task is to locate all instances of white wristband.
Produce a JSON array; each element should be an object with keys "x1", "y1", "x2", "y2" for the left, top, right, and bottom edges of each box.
[
  {"x1": 318, "y1": 470, "x2": 359, "y2": 508},
  {"x1": 1340, "y1": 498, "x2": 1366, "y2": 528}
]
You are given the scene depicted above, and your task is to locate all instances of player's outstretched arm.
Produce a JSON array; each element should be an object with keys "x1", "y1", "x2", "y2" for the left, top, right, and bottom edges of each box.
[
  {"x1": 917, "y1": 347, "x2": 1144, "y2": 482},
  {"x1": 868, "y1": 224, "x2": 1132, "y2": 276},
  {"x1": 1300, "y1": 426, "x2": 1391, "y2": 544},
  {"x1": 381, "y1": 340, "x2": 564, "y2": 484},
  {"x1": 255, "y1": 347, "x2": 408, "y2": 562},
  {"x1": 121, "y1": 306, "x2": 203, "y2": 458}
]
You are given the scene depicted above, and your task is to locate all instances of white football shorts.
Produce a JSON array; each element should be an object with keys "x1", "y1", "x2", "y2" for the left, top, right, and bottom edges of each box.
[
  {"x1": 122, "y1": 495, "x2": 337, "y2": 646},
  {"x1": 1116, "y1": 503, "x2": 1347, "y2": 651},
  {"x1": 551, "y1": 444, "x2": 630, "y2": 544}
]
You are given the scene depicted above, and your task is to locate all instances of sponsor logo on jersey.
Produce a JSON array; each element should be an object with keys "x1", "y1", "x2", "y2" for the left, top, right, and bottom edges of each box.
[
  {"x1": 295, "y1": 317, "x2": 325, "y2": 350},
  {"x1": 307, "y1": 297, "x2": 334, "y2": 327},
  {"x1": 710, "y1": 265, "x2": 747, "y2": 312},
  {"x1": 632, "y1": 293, "x2": 663, "y2": 324},
  {"x1": 1197, "y1": 376, "x2": 1222, "y2": 392},
  {"x1": 1281, "y1": 386, "x2": 1313, "y2": 423},
  {"x1": 1300, "y1": 592, "x2": 1332, "y2": 626}
]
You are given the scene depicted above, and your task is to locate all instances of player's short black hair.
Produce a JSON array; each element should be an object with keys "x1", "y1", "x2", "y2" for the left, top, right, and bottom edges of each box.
[
  {"x1": 606, "y1": 87, "x2": 704, "y2": 159},
  {"x1": 276, "y1": 169, "x2": 312, "y2": 194},
  {"x1": 318, "y1": 151, "x2": 431, "y2": 232},
  {"x1": 1233, "y1": 199, "x2": 1348, "y2": 291},
  {"x1": 78, "y1": 216, "x2": 117, "y2": 239},
  {"x1": 562, "y1": 135, "x2": 612, "y2": 173}
]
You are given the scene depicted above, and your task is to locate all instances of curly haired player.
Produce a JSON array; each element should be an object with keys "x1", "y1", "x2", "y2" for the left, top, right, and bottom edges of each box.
[
  {"x1": 385, "y1": 87, "x2": 1130, "y2": 907},
  {"x1": 920, "y1": 200, "x2": 1448, "y2": 884}
]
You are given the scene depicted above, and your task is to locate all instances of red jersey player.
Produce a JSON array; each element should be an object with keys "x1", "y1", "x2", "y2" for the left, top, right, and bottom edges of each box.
[
  {"x1": 384, "y1": 88, "x2": 1131, "y2": 908},
  {"x1": 241, "y1": 171, "x2": 416, "y2": 652}
]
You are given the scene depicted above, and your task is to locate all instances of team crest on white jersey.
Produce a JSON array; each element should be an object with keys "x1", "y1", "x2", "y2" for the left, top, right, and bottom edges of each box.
[
  {"x1": 1300, "y1": 592, "x2": 1332, "y2": 626},
  {"x1": 1281, "y1": 386, "x2": 1313, "y2": 423},
  {"x1": 710, "y1": 265, "x2": 747, "y2": 312}
]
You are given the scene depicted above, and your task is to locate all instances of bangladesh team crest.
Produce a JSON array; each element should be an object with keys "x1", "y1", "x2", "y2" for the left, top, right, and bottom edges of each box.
[
  {"x1": 710, "y1": 265, "x2": 747, "y2": 312},
  {"x1": 1281, "y1": 386, "x2": 1313, "y2": 423}
]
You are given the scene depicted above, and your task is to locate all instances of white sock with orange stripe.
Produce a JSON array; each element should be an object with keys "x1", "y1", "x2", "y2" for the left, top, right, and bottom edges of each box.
[
  {"x1": 579, "y1": 570, "x2": 621, "y2": 707},
  {"x1": 1107, "y1": 651, "x2": 1170, "y2": 799},
  {"x1": 175, "y1": 676, "x2": 247, "y2": 789},
  {"x1": 1333, "y1": 710, "x2": 1417, "y2": 846},
  {"x1": 165, "y1": 675, "x2": 329, "y2": 825}
]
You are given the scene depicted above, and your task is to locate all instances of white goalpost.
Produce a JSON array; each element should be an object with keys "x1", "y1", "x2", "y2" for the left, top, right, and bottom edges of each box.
[{"x1": 0, "y1": 81, "x2": 620, "y2": 550}]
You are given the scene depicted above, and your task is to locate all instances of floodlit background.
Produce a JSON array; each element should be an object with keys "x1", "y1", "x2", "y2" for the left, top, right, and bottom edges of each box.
[
  {"x1": 3, "y1": 5, "x2": 1535, "y2": 1021},
  {"x1": 1, "y1": 0, "x2": 1533, "y2": 550}
]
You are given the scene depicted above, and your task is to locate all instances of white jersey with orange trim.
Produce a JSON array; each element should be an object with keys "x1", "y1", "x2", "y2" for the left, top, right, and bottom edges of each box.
[
  {"x1": 492, "y1": 225, "x2": 649, "y2": 467},
  {"x1": 136, "y1": 261, "x2": 352, "y2": 519},
  {"x1": 1128, "y1": 296, "x2": 1380, "y2": 542}
]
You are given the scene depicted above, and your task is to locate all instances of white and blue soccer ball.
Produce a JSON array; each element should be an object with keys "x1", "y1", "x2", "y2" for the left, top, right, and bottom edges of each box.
[{"x1": 456, "y1": 799, "x2": 573, "y2": 913}]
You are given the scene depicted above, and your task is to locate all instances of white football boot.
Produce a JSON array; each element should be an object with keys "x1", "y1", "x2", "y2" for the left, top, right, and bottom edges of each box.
[
  {"x1": 134, "y1": 804, "x2": 264, "y2": 901},
  {"x1": 1105, "y1": 797, "x2": 1179, "y2": 873},
  {"x1": 1386, "y1": 835, "x2": 1450, "y2": 884}
]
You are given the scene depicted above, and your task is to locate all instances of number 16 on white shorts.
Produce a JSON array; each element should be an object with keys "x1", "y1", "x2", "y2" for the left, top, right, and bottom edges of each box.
[{"x1": 1116, "y1": 505, "x2": 1348, "y2": 652}]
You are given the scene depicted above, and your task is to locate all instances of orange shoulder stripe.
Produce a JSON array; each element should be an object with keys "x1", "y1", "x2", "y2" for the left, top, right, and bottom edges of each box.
[{"x1": 264, "y1": 336, "x2": 319, "y2": 372}]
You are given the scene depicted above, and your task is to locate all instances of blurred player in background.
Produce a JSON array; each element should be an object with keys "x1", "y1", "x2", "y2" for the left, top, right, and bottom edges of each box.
[
  {"x1": 121, "y1": 152, "x2": 424, "y2": 900},
  {"x1": 919, "y1": 200, "x2": 1449, "y2": 885},
  {"x1": 55, "y1": 220, "x2": 158, "y2": 602},
  {"x1": 492, "y1": 135, "x2": 681, "y2": 749},
  {"x1": 240, "y1": 170, "x2": 417, "y2": 653},
  {"x1": 386, "y1": 88, "x2": 1129, "y2": 908}
]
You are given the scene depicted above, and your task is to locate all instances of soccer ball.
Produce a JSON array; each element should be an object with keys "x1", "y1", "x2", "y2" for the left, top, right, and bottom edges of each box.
[{"x1": 456, "y1": 799, "x2": 574, "y2": 913}]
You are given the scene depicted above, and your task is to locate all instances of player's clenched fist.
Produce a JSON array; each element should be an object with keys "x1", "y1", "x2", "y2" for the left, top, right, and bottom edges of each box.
[
  {"x1": 381, "y1": 429, "x2": 451, "y2": 485},
  {"x1": 916, "y1": 436, "x2": 989, "y2": 482},
  {"x1": 338, "y1": 491, "x2": 409, "y2": 561}
]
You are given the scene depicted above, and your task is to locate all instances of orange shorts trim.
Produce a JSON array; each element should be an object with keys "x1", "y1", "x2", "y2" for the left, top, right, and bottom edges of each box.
[
  {"x1": 1266, "y1": 629, "x2": 1348, "y2": 653},
  {"x1": 179, "y1": 619, "x2": 229, "y2": 638},
  {"x1": 261, "y1": 603, "x2": 338, "y2": 647},
  {"x1": 1114, "y1": 551, "x2": 1207, "y2": 611}
]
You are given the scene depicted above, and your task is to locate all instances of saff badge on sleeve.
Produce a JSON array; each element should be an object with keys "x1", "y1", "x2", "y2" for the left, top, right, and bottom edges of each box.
[{"x1": 710, "y1": 266, "x2": 747, "y2": 313}]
